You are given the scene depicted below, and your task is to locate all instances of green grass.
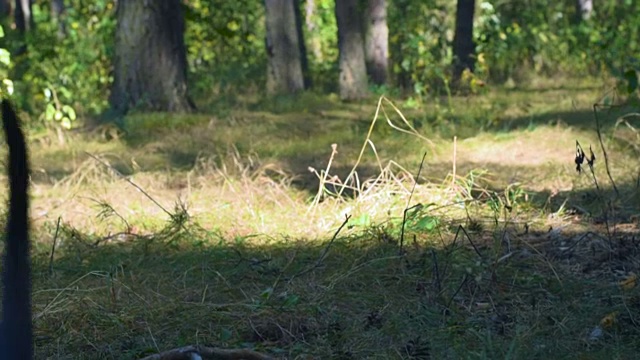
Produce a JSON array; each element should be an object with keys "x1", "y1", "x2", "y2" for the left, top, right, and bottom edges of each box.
[{"x1": 4, "y1": 76, "x2": 640, "y2": 359}]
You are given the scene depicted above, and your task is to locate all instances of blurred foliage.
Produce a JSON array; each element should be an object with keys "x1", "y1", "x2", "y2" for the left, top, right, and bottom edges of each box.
[
  {"x1": 388, "y1": 0, "x2": 455, "y2": 97},
  {"x1": 475, "y1": 0, "x2": 640, "y2": 84},
  {"x1": 0, "y1": 25, "x2": 13, "y2": 97},
  {"x1": 0, "y1": 0, "x2": 636, "y2": 128},
  {"x1": 19, "y1": 0, "x2": 115, "y2": 127},
  {"x1": 302, "y1": 0, "x2": 339, "y2": 92},
  {"x1": 183, "y1": 0, "x2": 265, "y2": 100}
]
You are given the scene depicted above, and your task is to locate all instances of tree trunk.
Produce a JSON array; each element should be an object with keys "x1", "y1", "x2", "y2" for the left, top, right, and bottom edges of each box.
[
  {"x1": 335, "y1": 0, "x2": 368, "y2": 100},
  {"x1": 14, "y1": 0, "x2": 32, "y2": 33},
  {"x1": 364, "y1": 0, "x2": 388, "y2": 86},
  {"x1": 293, "y1": 0, "x2": 311, "y2": 89},
  {"x1": 264, "y1": 0, "x2": 305, "y2": 95},
  {"x1": 452, "y1": 0, "x2": 476, "y2": 83},
  {"x1": 109, "y1": 0, "x2": 194, "y2": 115},
  {"x1": 51, "y1": 0, "x2": 66, "y2": 38},
  {"x1": 575, "y1": 0, "x2": 593, "y2": 22}
]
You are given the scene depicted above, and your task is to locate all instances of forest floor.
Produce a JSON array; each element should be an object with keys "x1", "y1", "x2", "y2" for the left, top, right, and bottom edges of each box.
[{"x1": 7, "y1": 76, "x2": 640, "y2": 359}]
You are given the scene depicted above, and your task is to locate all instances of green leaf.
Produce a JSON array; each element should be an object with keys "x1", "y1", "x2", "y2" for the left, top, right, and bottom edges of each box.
[
  {"x1": 283, "y1": 294, "x2": 299, "y2": 308},
  {"x1": 260, "y1": 287, "x2": 273, "y2": 299},
  {"x1": 2, "y1": 79, "x2": 13, "y2": 95},
  {"x1": 45, "y1": 104, "x2": 56, "y2": 121},
  {"x1": 415, "y1": 216, "x2": 438, "y2": 231},
  {"x1": 0, "y1": 49, "x2": 10, "y2": 66},
  {"x1": 349, "y1": 213, "x2": 370, "y2": 227},
  {"x1": 61, "y1": 117, "x2": 72, "y2": 129},
  {"x1": 62, "y1": 105, "x2": 77, "y2": 121}
]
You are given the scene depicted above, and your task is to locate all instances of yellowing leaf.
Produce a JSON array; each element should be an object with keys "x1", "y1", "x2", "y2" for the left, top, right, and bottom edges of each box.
[
  {"x1": 600, "y1": 312, "x2": 618, "y2": 328},
  {"x1": 619, "y1": 273, "x2": 637, "y2": 290}
]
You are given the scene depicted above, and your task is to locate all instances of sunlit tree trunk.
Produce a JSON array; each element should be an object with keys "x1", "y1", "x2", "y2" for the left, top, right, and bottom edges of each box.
[
  {"x1": 109, "y1": 0, "x2": 194, "y2": 115},
  {"x1": 452, "y1": 0, "x2": 475, "y2": 83},
  {"x1": 364, "y1": 0, "x2": 388, "y2": 86},
  {"x1": 575, "y1": 0, "x2": 593, "y2": 22},
  {"x1": 335, "y1": 0, "x2": 368, "y2": 100},
  {"x1": 265, "y1": 0, "x2": 305, "y2": 95}
]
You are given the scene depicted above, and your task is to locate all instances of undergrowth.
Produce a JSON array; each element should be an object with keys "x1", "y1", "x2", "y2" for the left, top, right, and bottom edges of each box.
[{"x1": 2, "y1": 81, "x2": 640, "y2": 359}]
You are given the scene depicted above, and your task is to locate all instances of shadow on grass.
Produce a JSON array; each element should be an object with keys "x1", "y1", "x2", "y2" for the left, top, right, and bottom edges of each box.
[
  {"x1": 493, "y1": 105, "x2": 635, "y2": 133},
  {"x1": 25, "y1": 88, "x2": 640, "y2": 358},
  {"x1": 31, "y1": 211, "x2": 640, "y2": 359}
]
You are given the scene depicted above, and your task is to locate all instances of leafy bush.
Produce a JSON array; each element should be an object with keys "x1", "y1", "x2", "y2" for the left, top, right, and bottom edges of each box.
[
  {"x1": 388, "y1": 0, "x2": 455, "y2": 96},
  {"x1": 184, "y1": 0, "x2": 266, "y2": 98},
  {"x1": 476, "y1": 0, "x2": 640, "y2": 83},
  {"x1": 17, "y1": 0, "x2": 115, "y2": 126}
]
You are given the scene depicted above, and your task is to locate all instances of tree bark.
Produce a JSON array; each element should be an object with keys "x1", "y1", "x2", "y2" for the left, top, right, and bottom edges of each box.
[
  {"x1": 575, "y1": 0, "x2": 593, "y2": 22},
  {"x1": 452, "y1": 0, "x2": 476, "y2": 83},
  {"x1": 109, "y1": 0, "x2": 194, "y2": 115},
  {"x1": 335, "y1": 0, "x2": 368, "y2": 100},
  {"x1": 264, "y1": 0, "x2": 305, "y2": 95},
  {"x1": 14, "y1": 0, "x2": 32, "y2": 33},
  {"x1": 364, "y1": 0, "x2": 388, "y2": 86}
]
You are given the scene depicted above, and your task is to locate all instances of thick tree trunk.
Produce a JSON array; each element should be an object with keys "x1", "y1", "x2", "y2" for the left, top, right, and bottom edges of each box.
[
  {"x1": 264, "y1": 0, "x2": 305, "y2": 95},
  {"x1": 109, "y1": 0, "x2": 194, "y2": 115},
  {"x1": 364, "y1": 0, "x2": 388, "y2": 86},
  {"x1": 575, "y1": 0, "x2": 593, "y2": 22},
  {"x1": 335, "y1": 0, "x2": 368, "y2": 100},
  {"x1": 452, "y1": 0, "x2": 476, "y2": 82}
]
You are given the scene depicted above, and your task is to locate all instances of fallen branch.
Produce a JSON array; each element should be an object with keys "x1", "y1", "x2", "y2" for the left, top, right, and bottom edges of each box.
[{"x1": 138, "y1": 345, "x2": 273, "y2": 360}]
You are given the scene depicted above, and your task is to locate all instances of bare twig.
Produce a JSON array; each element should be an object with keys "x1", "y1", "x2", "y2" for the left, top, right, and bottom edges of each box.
[
  {"x1": 290, "y1": 214, "x2": 352, "y2": 280},
  {"x1": 48, "y1": 216, "x2": 61, "y2": 275},
  {"x1": 454, "y1": 225, "x2": 483, "y2": 259},
  {"x1": 85, "y1": 152, "x2": 173, "y2": 216},
  {"x1": 445, "y1": 274, "x2": 467, "y2": 310},
  {"x1": 85, "y1": 152, "x2": 191, "y2": 235},
  {"x1": 400, "y1": 152, "x2": 427, "y2": 250},
  {"x1": 452, "y1": 136, "x2": 457, "y2": 189},
  {"x1": 592, "y1": 104, "x2": 619, "y2": 196},
  {"x1": 431, "y1": 249, "x2": 441, "y2": 293}
]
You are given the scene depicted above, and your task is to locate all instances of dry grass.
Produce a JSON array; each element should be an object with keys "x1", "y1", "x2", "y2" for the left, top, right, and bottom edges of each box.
[{"x1": 2, "y1": 78, "x2": 640, "y2": 359}]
